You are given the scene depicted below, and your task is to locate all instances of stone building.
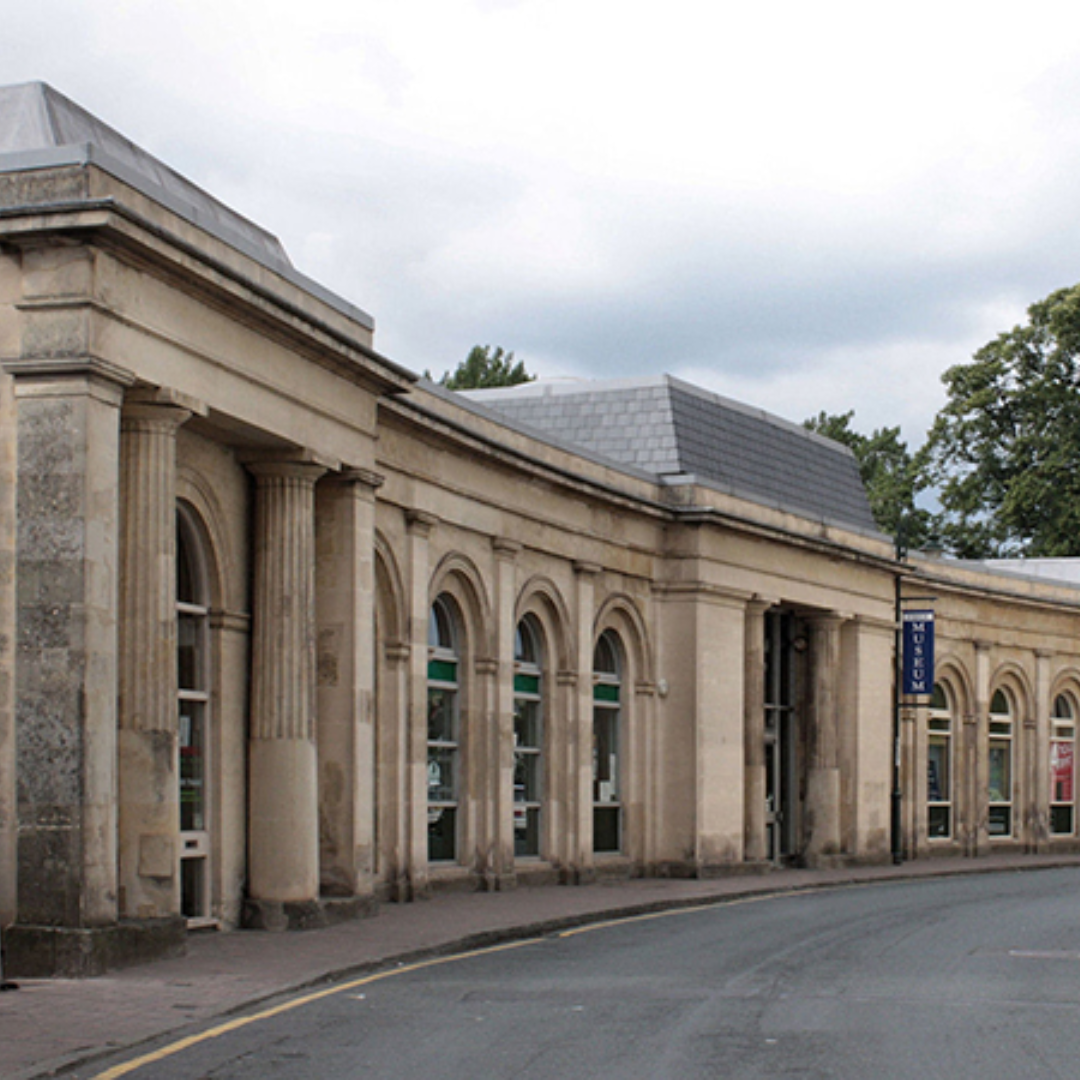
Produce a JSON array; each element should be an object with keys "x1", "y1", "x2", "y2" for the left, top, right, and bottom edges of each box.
[{"x1": 0, "y1": 82, "x2": 1076, "y2": 976}]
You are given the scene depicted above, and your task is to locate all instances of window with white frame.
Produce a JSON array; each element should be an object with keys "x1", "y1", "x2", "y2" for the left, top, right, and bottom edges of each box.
[
  {"x1": 427, "y1": 596, "x2": 461, "y2": 862},
  {"x1": 177, "y1": 507, "x2": 211, "y2": 921},
  {"x1": 988, "y1": 689, "x2": 1014, "y2": 838},
  {"x1": 1051, "y1": 694, "x2": 1076, "y2": 837},
  {"x1": 593, "y1": 630, "x2": 622, "y2": 854},
  {"x1": 513, "y1": 616, "x2": 544, "y2": 858},
  {"x1": 927, "y1": 683, "x2": 952, "y2": 839}
]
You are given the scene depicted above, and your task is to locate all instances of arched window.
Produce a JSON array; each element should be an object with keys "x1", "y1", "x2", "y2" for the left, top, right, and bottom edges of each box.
[
  {"x1": 927, "y1": 683, "x2": 952, "y2": 839},
  {"x1": 593, "y1": 631, "x2": 622, "y2": 854},
  {"x1": 1051, "y1": 694, "x2": 1076, "y2": 837},
  {"x1": 428, "y1": 596, "x2": 461, "y2": 862},
  {"x1": 513, "y1": 617, "x2": 544, "y2": 858},
  {"x1": 177, "y1": 506, "x2": 211, "y2": 921},
  {"x1": 988, "y1": 689, "x2": 1014, "y2": 838}
]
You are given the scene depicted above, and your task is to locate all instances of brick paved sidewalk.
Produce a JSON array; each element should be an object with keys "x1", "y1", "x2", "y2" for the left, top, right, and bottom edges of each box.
[{"x1": 3, "y1": 853, "x2": 1079, "y2": 1080}]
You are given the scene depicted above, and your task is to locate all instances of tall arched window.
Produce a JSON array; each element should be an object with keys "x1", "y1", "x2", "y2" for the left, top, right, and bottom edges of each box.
[
  {"x1": 514, "y1": 617, "x2": 544, "y2": 858},
  {"x1": 593, "y1": 631, "x2": 622, "y2": 854},
  {"x1": 428, "y1": 596, "x2": 461, "y2": 862},
  {"x1": 1050, "y1": 694, "x2": 1076, "y2": 837},
  {"x1": 177, "y1": 506, "x2": 211, "y2": 921},
  {"x1": 988, "y1": 689, "x2": 1014, "y2": 838},
  {"x1": 927, "y1": 683, "x2": 952, "y2": 839}
]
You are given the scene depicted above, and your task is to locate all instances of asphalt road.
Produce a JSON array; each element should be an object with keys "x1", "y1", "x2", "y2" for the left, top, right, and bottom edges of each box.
[{"x1": 81, "y1": 868, "x2": 1080, "y2": 1080}]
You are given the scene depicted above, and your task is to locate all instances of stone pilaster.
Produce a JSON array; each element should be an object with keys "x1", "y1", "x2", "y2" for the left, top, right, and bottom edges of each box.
[
  {"x1": 245, "y1": 457, "x2": 326, "y2": 929},
  {"x1": 970, "y1": 641, "x2": 992, "y2": 856},
  {"x1": 490, "y1": 538, "x2": 520, "y2": 888},
  {"x1": 1030, "y1": 649, "x2": 1052, "y2": 851},
  {"x1": 117, "y1": 390, "x2": 203, "y2": 922},
  {"x1": 570, "y1": 562, "x2": 600, "y2": 881},
  {"x1": 743, "y1": 600, "x2": 770, "y2": 864},
  {"x1": 405, "y1": 510, "x2": 437, "y2": 895},
  {"x1": 315, "y1": 468, "x2": 383, "y2": 911},
  {"x1": 804, "y1": 614, "x2": 844, "y2": 863}
]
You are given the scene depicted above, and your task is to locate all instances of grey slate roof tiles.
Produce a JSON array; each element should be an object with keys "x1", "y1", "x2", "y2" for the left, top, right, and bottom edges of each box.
[{"x1": 465, "y1": 376, "x2": 877, "y2": 533}]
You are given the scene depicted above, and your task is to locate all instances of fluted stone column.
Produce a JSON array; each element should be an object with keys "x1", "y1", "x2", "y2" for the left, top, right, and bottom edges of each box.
[
  {"x1": 743, "y1": 601, "x2": 770, "y2": 864},
  {"x1": 805, "y1": 614, "x2": 844, "y2": 862},
  {"x1": 117, "y1": 390, "x2": 203, "y2": 921},
  {"x1": 246, "y1": 458, "x2": 326, "y2": 929}
]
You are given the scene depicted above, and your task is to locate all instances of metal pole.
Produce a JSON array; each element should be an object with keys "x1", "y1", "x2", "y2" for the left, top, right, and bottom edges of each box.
[{"x1": 891, "y1": 523, "x2": 906, "y2": 866}]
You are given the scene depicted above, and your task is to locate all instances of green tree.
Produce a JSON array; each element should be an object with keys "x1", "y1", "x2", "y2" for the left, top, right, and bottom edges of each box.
[
  {"x1": 428, "y1": 345, "x2": 534, "y2": 390},
  {"x1": 925, "y1": 283, "x2": 1080, "y2": 558},
  {"x1": 804, "y1": 410, "x2": 932, "y2": 549}
]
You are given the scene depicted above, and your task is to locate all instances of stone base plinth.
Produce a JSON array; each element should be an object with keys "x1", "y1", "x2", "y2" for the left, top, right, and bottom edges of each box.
[
  {"x1": 4, "y1": 916, "x2": 186, "y2": 978},
  {"x1": 241, "y1": 895, "x2": 377, "y2": 932}
]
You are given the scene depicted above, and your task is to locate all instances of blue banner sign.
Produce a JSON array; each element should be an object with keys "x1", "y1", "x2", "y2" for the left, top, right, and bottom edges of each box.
[{"x1": 902, "y1": 609, "x2": 935, "y2": 695}]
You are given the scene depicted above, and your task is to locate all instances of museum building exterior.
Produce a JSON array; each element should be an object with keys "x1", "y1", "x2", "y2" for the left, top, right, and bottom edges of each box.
[{"x1": 0, "y1": 83, "x2": 1077, "y2": 977}]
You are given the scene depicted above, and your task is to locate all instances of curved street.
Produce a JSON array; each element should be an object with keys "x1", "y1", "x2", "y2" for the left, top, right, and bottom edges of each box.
[{"x1": 83, "y1": 867, "x2": 1080, "y2": 1080}]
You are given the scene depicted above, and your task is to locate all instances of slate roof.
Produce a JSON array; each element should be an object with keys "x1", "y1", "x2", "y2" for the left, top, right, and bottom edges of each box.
[
  {"x1": 465, "y1": 376, "x2": 879, "y2": 532},
  {"x1": 0, "y1": 82, "x2": 374, "y2": 329}
]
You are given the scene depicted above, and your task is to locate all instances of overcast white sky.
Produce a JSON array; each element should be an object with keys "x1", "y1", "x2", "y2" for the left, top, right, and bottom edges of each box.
[{"x1": 6, "y1": 1, "x2": 1080, "y2": 444}]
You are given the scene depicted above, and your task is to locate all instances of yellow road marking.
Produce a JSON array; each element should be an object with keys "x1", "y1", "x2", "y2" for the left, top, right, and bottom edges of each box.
[
  {"x1": 90, "y1": 937, "x2": 542, "y2": 1079},
  {"x1": 93, "y1": 884, "x2": 843, "y2": 1078}
]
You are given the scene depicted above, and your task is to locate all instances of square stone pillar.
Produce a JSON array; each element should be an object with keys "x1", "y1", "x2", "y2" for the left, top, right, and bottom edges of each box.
[
  {"x1": 3, "y1": 358, "x2": 165, "y2": 975},
  {"x1": 804, "y1": 614, "x2": 844, "y2": 864},
  {"x1": 245, "y1": 457, "x2": 327, "y2": 930},
  {"x1": 743, "y1": 600, "x2": 770, "y2": 864}
]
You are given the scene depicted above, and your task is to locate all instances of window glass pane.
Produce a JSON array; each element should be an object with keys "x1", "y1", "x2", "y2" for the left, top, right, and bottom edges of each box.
[
  {"x1": 988, "y1": 805, "x2": 1012, "y2": 836},
  {"x1": 1053, "y1": 695, "x2": 1073, "y2": 720},
  {"x1": 989, "y1": 742, "x2": 1011, "y2": 804},
  {"x1": 428, "y1": 807, "x2": 456, "y2": 861},
  {"x1": 179, "y1": 704, "x2": 206, "y2": 831},
  {"x1": 1051, "y1": 740, "x2": 1074, "y2": 804},
  {"x1": 593, "y1": 806, "x2": 620, "y2": 853},
  {"x1": 427, "y1": 687, "x2": 456, "y2": 742},
  {"x1": 515, "y1": 806, "x2": 541, "y2": 857},
  {"x1": 178, "y1": 612, "x2": 200, "y2": 691},
  {"x1": 990, "y1": 689, "x2": 1009, "y2": 715},
  {"x1": 427, "y1": 746, "x2": 457, "y2": 803},
  {"x1": 594, "y1": 633, "x2": 618, "y2": 676},
  {"x1": 514, "y1": 697, "x2": 541, "y2": 751},
  {"x1": 1051, "y1": 806, "x2": 1074, "y2": 835},
  {"x1": 928, "y1": 737, "x2": 949, "y2": 802},
  {"x1": 930, "y1": 683, "x2": 947, "y2": 710},
  {"x1": 593, "y1": 707, "x2": 619, "y2": 803},
  {"x1": 928, "y1": 805, "x2": 951, "y2": 839}
]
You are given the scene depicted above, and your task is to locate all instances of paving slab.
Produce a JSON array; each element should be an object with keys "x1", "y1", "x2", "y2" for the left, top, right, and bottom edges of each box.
[{"x1": 3, "y1": 853, "x2": 1079, "y2": 1080}]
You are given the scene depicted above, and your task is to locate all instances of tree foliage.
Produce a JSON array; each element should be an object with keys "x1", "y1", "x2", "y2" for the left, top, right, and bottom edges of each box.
[
  {"x1": 925, "y1": 283, "x2": 1080, "y2": 558},
  {"x1": 429, "y1": 345, "x2": 534, "y2": 390},
  {"x1": 804, "y1": 410, "x2": 932, "y2": 549}
]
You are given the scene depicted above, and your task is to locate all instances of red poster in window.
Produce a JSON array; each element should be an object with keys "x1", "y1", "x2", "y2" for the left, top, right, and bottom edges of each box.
[{"x1": 1051, "y1": 741, "x2": 1074, "y2": 803}]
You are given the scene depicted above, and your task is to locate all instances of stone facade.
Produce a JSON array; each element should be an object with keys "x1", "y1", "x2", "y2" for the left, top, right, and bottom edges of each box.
[{"x1": 0, "y1": 83, "x2": 1077, "y2": 976}]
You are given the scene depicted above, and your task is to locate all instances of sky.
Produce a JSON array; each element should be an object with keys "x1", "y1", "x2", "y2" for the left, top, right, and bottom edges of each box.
[{"x1": 6, "y1": 1, "x2": 1080, "y2": 446}]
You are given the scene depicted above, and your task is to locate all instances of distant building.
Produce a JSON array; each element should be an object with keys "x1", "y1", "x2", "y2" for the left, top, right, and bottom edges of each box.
[{"x1": 0, "y1": 82, "x2": 1076, "y2": 976}]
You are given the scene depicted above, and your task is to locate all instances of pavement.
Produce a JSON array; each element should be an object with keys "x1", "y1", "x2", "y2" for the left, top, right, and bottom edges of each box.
[{"x1": 3, "y1": 851, "x2": 1080, "y2": 1080}]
